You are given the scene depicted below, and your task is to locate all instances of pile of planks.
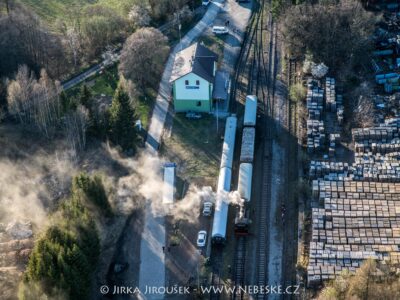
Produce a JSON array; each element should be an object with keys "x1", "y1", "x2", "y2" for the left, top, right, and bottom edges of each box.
[
  {"x1": 308, "y1": 180, "x2": 400, "y2": 285},
  {"x1": 329, "y1": 133, "x2": 341, "y2": 157},
  {"x1": 309, "y1": 161, "x2": 349, "y2": 179},
  {"x1": 325, "y1": 77, "x2": 336, "y2": 112},
  {"x1": 307, "y1": 120, "x2": 325, "y2": 153},
  {"x1": 307, "y1": 79, "x2": 324, "y2": 120}
]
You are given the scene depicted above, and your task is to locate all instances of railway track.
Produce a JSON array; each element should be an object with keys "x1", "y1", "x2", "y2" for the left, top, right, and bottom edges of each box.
[
  {"x1": 230, "y1": 1, "x2": 265, "y2": 297},
  {"x1": 281, "y1": 57, "x2": 299, "y2": 298},
  {"x1": 211, "y1": 0, "x2": 288, "y2": 298},
  {"x1": 258, "y1": 3, "x2": 276, "y2": 299},
  {"x1": 229, "y1": 0, "x2": 277, "y2": 299},
  {"x1": 210, "y1": 246, "x2": 224, "y2": 300}
]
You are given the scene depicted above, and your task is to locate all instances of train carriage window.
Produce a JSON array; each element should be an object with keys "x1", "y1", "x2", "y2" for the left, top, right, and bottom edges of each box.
[
  {"x1": 185, "y1": 80, "x2": 189, "y2": 85},
  {"x1": 196, "y1": 80, "x2": 200, "y2": 85}
]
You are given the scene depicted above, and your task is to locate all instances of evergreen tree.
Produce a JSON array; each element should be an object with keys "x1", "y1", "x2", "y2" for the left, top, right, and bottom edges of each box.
[
  {"x1": 79, "y1": 85, "x2": 92, "y2": 109},
  {"x1": 60, "y1": 91, "x2": 69, "y2": 113},
  {"x1": 108, "y1": 86, "x2": 138, "y2": 151}
]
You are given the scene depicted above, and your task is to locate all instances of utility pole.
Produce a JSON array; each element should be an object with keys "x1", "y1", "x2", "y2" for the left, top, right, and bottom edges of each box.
[
  {"x1": 179, "y1": 23, "x2": 182, "y2": 51},
  {"x1": 216, "y1": 99, "x2": 219, "y2": 133}
]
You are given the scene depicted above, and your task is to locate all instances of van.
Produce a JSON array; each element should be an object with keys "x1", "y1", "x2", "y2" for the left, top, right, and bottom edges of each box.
[{"x1": 212, "y1": 26, "x2": 229, "y2": 35}]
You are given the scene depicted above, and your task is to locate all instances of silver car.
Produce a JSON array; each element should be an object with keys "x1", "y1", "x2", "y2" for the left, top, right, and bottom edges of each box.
[
  {"x1": 197, "y1": 230, "x2": 207, "y2": 247},
  {"x1": 202, "y1": 202, "x2": 213, "y2": 216}
]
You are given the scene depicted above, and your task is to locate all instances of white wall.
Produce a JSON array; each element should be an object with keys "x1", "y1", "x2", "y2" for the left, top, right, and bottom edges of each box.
[{"x1": 175, "y1": 73, "x2": 211, "y2": 100}]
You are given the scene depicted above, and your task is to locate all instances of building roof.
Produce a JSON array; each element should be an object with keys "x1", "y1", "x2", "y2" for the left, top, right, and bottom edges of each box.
[
  {"x1": 170, "y1": 42, "x2": 218, "y2": 83},
  {"x1": 213, "y1": 70, "x2": 229, "y2": 100}
]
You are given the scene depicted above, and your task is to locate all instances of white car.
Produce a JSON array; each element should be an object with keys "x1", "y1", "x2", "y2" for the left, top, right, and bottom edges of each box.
[
  {"x1": 202, "y1": 0, "x2": 211, "y2": 6},
  {"x1": 202, "y1": 202, "x2": 213, "y2": 216},
  {"x1": 197, "y1": 230, "x2": 207, "y2": 247},
  {"x1": 212, "y1": 26, "x2": 229, "y2": 35}
]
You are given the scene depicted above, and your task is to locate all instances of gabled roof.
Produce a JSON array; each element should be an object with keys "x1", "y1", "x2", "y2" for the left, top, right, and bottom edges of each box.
[{"x1": 170, "y1": 42, "x2": 218, "y2": 83}]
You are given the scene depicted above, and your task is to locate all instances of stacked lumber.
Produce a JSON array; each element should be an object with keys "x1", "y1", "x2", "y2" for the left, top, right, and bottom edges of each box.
[
  {"x1": 307, "y1": 180, "x2": 400, "y2": 285},
  {"x1": 325, "y1": 77, "x2": 336, "y2": 112},
  {"x1": 309, "y1": 161, "x2": 349, "y2": 179},
  {"x1": 307, "y1": 80, "x2": 324, "y2": 120},
  {"x1": 307, "y1": 120, "x2": 325, "y2": 153},
  {"x1": 352, "y1": 127, "x2": 398, "y2": 143}
]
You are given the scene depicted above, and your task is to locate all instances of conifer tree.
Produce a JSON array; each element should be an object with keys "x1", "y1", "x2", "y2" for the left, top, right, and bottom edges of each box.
[{"x1": 108, "y1": 86, "x2": 138, "y2": 151}]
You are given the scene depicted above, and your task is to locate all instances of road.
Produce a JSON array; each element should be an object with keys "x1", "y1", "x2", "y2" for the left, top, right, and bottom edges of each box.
[
  {"x1": 137, "y1": 2, "x2": 226, "y2": 299},
  {"x1": 145, "y1": 0, "x2": 226, "y2": 151}
]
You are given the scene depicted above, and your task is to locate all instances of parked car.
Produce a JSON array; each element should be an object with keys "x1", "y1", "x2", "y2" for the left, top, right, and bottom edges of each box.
[
  {"x1": 212, "y1": 26, "x2": 229, "y2": 35},
  {"x1": 202, "y1": 202, "x2": 213, "y2": 216},
  {"x1": 202, "y1": 0, "x2": 211, "y2": 5},
  {"x1": 186, "y1": 112, "x2": 202, "y2": 119},
  {"x1": 197, "y1": 230, "x2": 207, "y2": 247}
]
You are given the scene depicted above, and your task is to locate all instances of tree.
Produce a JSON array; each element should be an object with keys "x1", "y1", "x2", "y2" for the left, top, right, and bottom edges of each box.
[
  {"x1": 119, "y1": 27, "x2": 169, "y2": 92},
  {"x1": 0, "y1": 4, "x2": 67, "y2": 79},
  {"x1": 319, "y1": 259, "x2": 400, "y2": 300},
  {"x1": 281, "y1": 1, "x2": 376, "y2": 74},
  {"x1": 21, "y1": 174, "x2": 101, "y2": 300},
  {"x1": 64, "y1": 105, "x2": 89, "y2": 155},
  {"x1": 81, "y1": 5, "x2": 128, "y2": 59},
  {"x1": 60, "y1": 90, "x2": 69, "y2": 113},
  {"x1": 7, "y1": 66, "x2": 62, "y2": 137},
  {"x1": 73, "y1": 173, "x2": 113, "y2": 217},
  {"x1": 289, "y1": 83, "x2": 306, "y2": 103},
  {"x1": 128, "y1": 4, "x2": 151, "y2": 28},
  {"x1": 79, "y1": 85, "x2": 92, "y2": 109},
  {"x1": 108, "y1": 87, "x2": 138, "y2": 151}
]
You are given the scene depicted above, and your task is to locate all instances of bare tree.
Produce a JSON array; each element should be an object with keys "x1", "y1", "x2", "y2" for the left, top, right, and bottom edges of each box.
[
  {"x1": 281, "y1": 0, "x2": 376, "y2": 73},
  {"x1": 7, "y1": 65, "x2": 35, "y2": 124},
  {"x1": 128, "y1": 4, "x2": 151, "y2": 28},
  {"x1": 7, "y1": 65, "x2": 62, "y2": 137},
  {"x1": 64, "y1": 105, "x2": 89, "y2": 155},
  {"x1": 119, "y1": 27, "x2": 169, "y2": 92}
]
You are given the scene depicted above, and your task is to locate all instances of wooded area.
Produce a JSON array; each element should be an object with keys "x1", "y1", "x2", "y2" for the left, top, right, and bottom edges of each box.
[
  {"x1": 282, "y1": 0, "x2": 376, "y2": 75},
  {"x1": 319, "y1": 259, "x2": 400, "y2": 300},
  {"x1": 20, "y1": 173, "x2": 109, "y2": 300},
  {"x1": 0, "y1": 0, "x2": 198, "y2": 81}
]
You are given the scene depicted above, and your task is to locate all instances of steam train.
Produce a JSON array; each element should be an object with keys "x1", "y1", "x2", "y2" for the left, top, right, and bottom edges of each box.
[{"x1": 211, "y1": 95, "x2": 257, "y2": 243}]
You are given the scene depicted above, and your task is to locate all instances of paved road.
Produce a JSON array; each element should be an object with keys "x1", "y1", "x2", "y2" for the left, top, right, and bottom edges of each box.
[
  {"x1": 212, "y1": 0, "x2": 252, "y2": 114},
  {"x1": 137, "y1": 2, "x2": 225, "y2": 299},
  {"x1": 145, "y1": 0, "x2": 226, "y2": 151}
]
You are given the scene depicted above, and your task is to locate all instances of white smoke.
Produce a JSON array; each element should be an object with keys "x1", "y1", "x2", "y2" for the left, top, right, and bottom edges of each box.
[
  {"x1": 107, "y1": 145, "x2": 247, "y2": 223},
  {"x1": 0, "y1": 151, "x2": 75, "y2": 229}
]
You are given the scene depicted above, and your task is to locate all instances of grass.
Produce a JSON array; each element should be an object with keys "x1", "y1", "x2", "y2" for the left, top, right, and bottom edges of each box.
[
  {"x1": 20, "y1": 0, "x2": 136, "y2": 25},
  {"x1": 198, "y1": 34, "x2": 226, "y2": 66},
  {"x1": 136, "y1": 90, "x2": 156, "y2": 130},
  {"x1": 65, "y1": 65, "x2": 154, "y2": 130},
  {"x1": 161, "y1": 114, "x2": 223, "y2": 186}
]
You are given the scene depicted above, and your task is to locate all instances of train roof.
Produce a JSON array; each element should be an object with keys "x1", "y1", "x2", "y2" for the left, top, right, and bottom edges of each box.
[
  {"x1": 211, "y1": 195, "x2": 229, "y2": 240},
  {"x1": 244, "y1": 95, "x2": 257, "y2": 126},
  {"x1": 240, "y1": 127, "x2": 255, "y2": 163},
  {"x1": 238, "y1": 163, "x2": 253, "y2": 202},
  {"x1": 220, "y1": 116, "x2": 237, "y2": 169}
]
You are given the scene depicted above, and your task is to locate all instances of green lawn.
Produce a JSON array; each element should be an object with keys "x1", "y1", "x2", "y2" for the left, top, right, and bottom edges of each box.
[
  {"x1": 66, "y1": 65, "x2": 154, "y2": 130},
  {"x1": 162, "y1": 114, "x2": 224, "y2": 186},
  {"x1": 198, "y1": 34, "x2": 226, "y2": 66},
  {"x1": 20, "y1": 0, "x2": 135, "y2": 24}
]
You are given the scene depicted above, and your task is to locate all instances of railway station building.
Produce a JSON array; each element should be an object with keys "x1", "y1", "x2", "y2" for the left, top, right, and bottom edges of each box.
[{"x1": 170, "y1": 42, "x2": 218, "y2": 112}]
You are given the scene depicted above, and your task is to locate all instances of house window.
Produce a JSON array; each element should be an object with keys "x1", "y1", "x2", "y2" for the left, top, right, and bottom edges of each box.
[
  {"x1": 196, "y1": 80, "x2": 200, "y2": 85},
  {"x1": 197, "y1": 101, "x2": 202, "y2": 107},
  {"x1": 185, "y1": 80, "x2": 189, "y2": 85}
]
